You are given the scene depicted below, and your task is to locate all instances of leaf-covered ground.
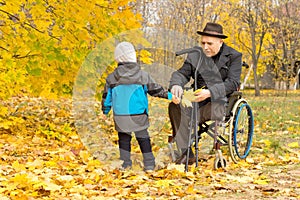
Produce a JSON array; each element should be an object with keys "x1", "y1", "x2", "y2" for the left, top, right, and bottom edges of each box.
[{"x1": 0, "y1": 93, "x2": 299, "y2": 199}]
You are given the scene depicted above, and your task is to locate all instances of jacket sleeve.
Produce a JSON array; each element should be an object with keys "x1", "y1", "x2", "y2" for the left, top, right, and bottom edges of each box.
[
  {"x1": 146, "y1": 75, "x2": 172, "y2": 100},
  {"x1": 101, "y1": 82, "x2": 112, "y2": 114}
]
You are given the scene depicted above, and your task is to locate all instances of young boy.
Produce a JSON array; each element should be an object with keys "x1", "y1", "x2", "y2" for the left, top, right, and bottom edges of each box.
[{"x1": 102, "y1": 42, "x2": 179, "y2": 171}]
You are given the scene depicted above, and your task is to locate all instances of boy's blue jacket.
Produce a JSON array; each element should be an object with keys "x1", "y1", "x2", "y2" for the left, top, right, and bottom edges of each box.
[{"x1": 102, "y1": 62, "x2": 172, "y2": 132}]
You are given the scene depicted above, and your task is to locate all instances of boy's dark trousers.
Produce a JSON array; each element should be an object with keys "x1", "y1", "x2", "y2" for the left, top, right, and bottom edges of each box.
[{"x1": 118, "y1": 129, "x2": 155, "y2": 169}]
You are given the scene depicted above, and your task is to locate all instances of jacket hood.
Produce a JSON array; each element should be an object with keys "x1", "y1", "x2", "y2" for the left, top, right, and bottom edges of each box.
[{"x1": 114, "y1": 62, "x2": 141, "y2": 81}]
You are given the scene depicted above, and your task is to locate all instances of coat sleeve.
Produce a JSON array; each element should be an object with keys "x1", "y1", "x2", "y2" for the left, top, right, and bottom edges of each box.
[
  {"x1": 146, "y1": 74, "x2": 172, "y2": 100},
  {"x1": 101, "y1": 81, "x2": 112, "y2": 114},
  {"x1": 169, "y1": 60, "x2": 193, "y2": 89}
]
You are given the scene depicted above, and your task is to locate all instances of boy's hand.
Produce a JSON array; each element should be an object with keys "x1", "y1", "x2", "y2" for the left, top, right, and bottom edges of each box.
[
  {"x1": 100, "y1": 113, "x2": 107, "y2": 120},
  {"x1": 172, "y1": 95, "x2": 181, "y2": 104}
]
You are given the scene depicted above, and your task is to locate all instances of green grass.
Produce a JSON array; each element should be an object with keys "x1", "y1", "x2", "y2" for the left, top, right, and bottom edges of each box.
[
  {"x1": 241, "y1": 89, "x2": 300, "y2": 156},
  {"x1": 243, "y1": 89, "x2": 300, "y2": 133}
]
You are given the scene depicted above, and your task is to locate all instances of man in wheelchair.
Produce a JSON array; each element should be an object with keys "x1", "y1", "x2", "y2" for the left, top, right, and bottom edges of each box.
[{"x1": 168, "y1": 22, "x2": 243, "y2": 166}]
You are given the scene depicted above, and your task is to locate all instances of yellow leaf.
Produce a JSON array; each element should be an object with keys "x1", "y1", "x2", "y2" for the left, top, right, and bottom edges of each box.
[
  {"x1": 186, "y1": 184, "x2": 195, "y2": 194},
  {"x1": 80, "y1": 150, "x2": 91, "y2": 164},
  {"x1": 57, "y1": 175, "x2": 74, "y2": 182},
  {"x1": 155, "y1": 180, "x2": 174, "y2": 188},
  {"x1": 86, "y1": 159, "x2": 102, "y2": 171},
  {"x1": 26, "y1": 159, "x2": 44, "y2": 170},
  {"x1": 181, "y1": 97, "x2": 193, "y2": 108},
  {"x1": 253, "y1": 179, "x2": 269, "y2": 185},
  {"x1": 10, "y1": 173, "x2": 29, "y2": 188},
  {"x1": 44, "y1": 182, "x2": 62, "y2": 191},
  {"x1": 288, "y1": 142, "x2": 299, "y2": 148},
  {"x1": 139, "y1": 50, "x2": 153, "y2": 64},
  {"x1": 9, "y1": 190, "x2": 29, "y2": 200},
  {"x1": 263, "y1": 139, "x2": 271, "y2": 147},
  {"x1": 45, "y1": 160, "x2": 58, "y2": 167},
  {"x1": 181, "y1": 88, "x2": 203, "y2": 108},
  {"x1": 12, "y1": 161, "x2": 26, "y2": 172},
  {"x1": 0, "y1": 105, "x2": 9, "y2": 117},
  {"x1": 183, "y1": 89, "x2": 197, "y2": 102},
  {"x1": 167, "y1": 163, "x2": 185, "y2": 172}
]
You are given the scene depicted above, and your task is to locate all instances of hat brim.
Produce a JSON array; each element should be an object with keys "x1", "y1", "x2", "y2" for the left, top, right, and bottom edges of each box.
[{"x1": 197, "y1": 31, "x2": 228, "y2": 39}]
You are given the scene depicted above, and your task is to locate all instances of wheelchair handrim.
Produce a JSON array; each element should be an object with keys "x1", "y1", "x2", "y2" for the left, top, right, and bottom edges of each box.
[{"x1": 233, "y1": 103, "x2": 254, "y2": 159}]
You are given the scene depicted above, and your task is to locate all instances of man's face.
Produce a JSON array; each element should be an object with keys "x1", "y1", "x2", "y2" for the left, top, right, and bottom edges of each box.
[{"x1": 201, "y1": 36, "x2": 223, "y2": 57}]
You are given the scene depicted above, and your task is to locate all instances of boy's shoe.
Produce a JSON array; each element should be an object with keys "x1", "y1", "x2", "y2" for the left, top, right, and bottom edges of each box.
[
  {"x1": 120, "y1": 164, "x2": 132, "y2": 171},
  {"x1": 144, "y1": 165, "x2": 155, "y2": 173},
  {"x1": 120, "y1": 167, "x2": 132, "y2": 172}
]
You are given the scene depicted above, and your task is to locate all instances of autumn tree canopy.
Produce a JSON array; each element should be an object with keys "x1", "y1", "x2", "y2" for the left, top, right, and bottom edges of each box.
[{"x1": 0, "y1": 0, "x2": 142, "y2": 99}]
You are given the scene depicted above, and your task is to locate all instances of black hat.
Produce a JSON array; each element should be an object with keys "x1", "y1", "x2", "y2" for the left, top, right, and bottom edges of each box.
[{"x1": 197, "y1": 22, "x2": 228, "y2": 39}]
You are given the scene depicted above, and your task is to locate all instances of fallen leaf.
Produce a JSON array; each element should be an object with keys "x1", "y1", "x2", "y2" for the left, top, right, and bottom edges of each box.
[
  {"x1": 288, "y1": 142, "x2": 299, "y2": 148},
  {"x1": 12, "y1": 161, "x2": 26, "y2": 172},
  {"x1": 44, "y1": 182, "x2": 63, "y2": 191},
  {"x1": 253, "y1": 179, "x2": 269, "y2": 185}
]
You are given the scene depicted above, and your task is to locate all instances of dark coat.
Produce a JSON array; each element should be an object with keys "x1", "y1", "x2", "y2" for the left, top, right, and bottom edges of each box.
[{"x1": 169, "y1": 44, "x2": 242, "y2": 101}]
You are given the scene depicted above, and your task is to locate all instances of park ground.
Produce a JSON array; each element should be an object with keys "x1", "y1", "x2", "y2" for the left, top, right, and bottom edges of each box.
[{"x1": 0, "y1": 89, "x2": 299, "y2": 199}]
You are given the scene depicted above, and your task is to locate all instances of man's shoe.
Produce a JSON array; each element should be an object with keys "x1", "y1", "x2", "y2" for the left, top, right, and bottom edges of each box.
[
  {"x1": 175, "y1": 154, "x2": 187, "y2": 165},
  {"x1": 175, "y1": 154, "x2": 196, "y2": 165},
  {"x1": 187, "y1": 157, "x2": 196, "y2": 165}
]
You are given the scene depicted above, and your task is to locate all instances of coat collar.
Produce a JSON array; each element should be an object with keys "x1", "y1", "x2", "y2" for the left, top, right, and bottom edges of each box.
[{"x1": 215, "y1": 43, "x2": 232, "y2": 68}]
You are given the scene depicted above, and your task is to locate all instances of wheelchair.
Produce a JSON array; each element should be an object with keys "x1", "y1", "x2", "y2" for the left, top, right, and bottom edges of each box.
[{"x1": 168, "y1": 91, "x2": 254, "y2": 170}]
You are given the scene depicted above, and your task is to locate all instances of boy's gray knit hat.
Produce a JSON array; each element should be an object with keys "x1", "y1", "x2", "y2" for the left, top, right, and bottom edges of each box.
[{"x1": 114, "y1": 42, "x2": 137, "y2": 63}]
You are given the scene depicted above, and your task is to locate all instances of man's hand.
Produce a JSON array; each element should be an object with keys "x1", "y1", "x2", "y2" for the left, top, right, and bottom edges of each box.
[
  {"x1": 194, "y1": 89, "x2": 211, "y2": 102},
  {"x1": 171, "y1": 85, "x2": 183, "y2": 98}
]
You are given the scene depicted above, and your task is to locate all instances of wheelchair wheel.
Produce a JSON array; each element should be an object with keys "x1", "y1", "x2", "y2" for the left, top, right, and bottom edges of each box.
[{"x1": 228, "y1": 99, "x2": 254, "y2": 163}]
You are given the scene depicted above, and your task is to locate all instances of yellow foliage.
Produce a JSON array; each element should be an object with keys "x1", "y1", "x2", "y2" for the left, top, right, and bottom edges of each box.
[
  {"x1": 139, "y1": 49, "x2": 153, "y2": 64},
  {"x1": 0, "y1": 0, "x2": 142, "y2": 99}
]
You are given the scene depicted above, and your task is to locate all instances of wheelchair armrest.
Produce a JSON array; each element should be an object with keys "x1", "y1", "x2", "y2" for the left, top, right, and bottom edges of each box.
[
  {"x1": 225, "y1": 91, "x2": 242, "y2": 117},
  {"x1": 229, "y1": 91, "x2": 242, "y2": 98}
]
